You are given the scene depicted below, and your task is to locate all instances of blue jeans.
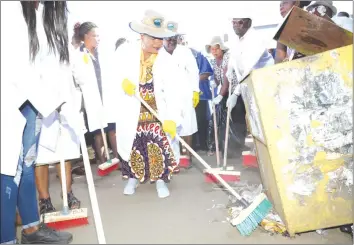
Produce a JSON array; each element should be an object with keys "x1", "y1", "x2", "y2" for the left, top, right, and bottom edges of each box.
[{"x1": 1, "y1": 102, "x2": 42, "y2": 244}]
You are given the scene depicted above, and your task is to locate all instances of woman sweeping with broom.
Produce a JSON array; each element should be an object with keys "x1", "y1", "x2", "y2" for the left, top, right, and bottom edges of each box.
[
  {"x1": 111, "y1": 10, "x2": 184, "y2": 198},
  {"x1": 72, "y1": 22, "x2": 120, "y2": 174}
]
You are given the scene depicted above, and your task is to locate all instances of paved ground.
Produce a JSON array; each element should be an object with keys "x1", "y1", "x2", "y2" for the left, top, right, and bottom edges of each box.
[{"x1": 41, "y1": 152, "x2": 353, "y2": 244}]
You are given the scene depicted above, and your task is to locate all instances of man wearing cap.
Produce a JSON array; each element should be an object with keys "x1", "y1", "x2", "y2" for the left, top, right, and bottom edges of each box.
[
  {"x1": 226, "y1": 15, "x2": 274, "y2": 109},
  {"x1": 110, "y1": 10, "x2": 185, "y2": 198},
  {"x1": 161, "y1": 20, "x2": 200, "y2": 168}
]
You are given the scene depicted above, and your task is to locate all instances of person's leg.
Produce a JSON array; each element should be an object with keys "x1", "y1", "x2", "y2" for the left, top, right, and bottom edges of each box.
[
  {"x1": 193, "y1": 102, "x2": 203, "y2": 151},
  {"x1": 35, "y1": 164, "x2": 56, "y2": 215},
  {"x1": 55, "y1": 161, "x2": 80, "y2": 209},
  {"x1": 197, "y1": 100, "x2": 208, "y2": 151},
  {"x1": 17, "y1": 102, "x2": 72, "y2": 244},
  {"x1": 1, "y1": 174, "x2": 18, "y2": 244},
  {"x1": 93, "y1": 130, "x2": 106, "y2": 164},
  {"x1": 206, "y1": 99, "x2": 216, "y2": 155},
  {"x1": 207, "y1": 118, "x2": 216, "y2": 156},
  {"x1": 107, "y1": 126, "x2": 119, "y2": 159}
]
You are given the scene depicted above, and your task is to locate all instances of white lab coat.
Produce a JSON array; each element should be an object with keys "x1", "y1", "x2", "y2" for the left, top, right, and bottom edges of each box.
[
  {"x1": 159, "y1": 45, "x2": 200, "y2": 137},
  {"x1": 109, "y1": 41, "x2": 185, "y2": 162},
  {"x1": 228, "y1": 27, "x2": 275, "y2": 85},
  {"x1": 1, "y1": 2, "x2": 67, "y2": 175},
  {"x1": 34, "y1": 4, "x2": 84, "y2": 164},
  {"x1": 71, "y1": 47, "x2": 108, "y2": 132}
]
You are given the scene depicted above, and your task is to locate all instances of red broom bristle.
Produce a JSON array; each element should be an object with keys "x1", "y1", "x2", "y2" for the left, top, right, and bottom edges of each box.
[
  {"x1": 97, "y1": 163, "x2": 119, "y2": 176},
  {"x1": 204, "y1": 172, "x2": 240, "y2": 183},
  {"x1": 46, "y1": 217, "x2": 89, "y2": 230}
]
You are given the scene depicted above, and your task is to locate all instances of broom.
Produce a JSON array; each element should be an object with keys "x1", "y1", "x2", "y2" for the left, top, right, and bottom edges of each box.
[
  {"x1": 97, "y1": 124, "x2": 119, "y2": 176},
  {"x1": 204, "y1": 80, "x2": 240, "y2": 182},
  {"x1": 42, "y1": 124, "x2": 88, "y2": 230},
  {"x1": 134, "y1": 91, "x2": 272, "y2": 236}
]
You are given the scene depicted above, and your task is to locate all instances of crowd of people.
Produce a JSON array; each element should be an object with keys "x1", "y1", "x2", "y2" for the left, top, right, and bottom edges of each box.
[{"x1": 1, "y1": 0, "x2": 352, "y2": 244}]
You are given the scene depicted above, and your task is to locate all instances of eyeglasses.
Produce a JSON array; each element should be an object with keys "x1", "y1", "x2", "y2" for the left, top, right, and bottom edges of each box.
[
  {"x1": 232, "y1": 19, "x2": 246, "y2": 25},
  {"x1": 164, "y1": 36, "x2": 178, "y2": 41}
]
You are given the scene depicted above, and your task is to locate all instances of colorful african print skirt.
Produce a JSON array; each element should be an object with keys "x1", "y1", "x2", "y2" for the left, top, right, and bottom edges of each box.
[{"x1": 121, "y1": 122, "x2": 178, "y2": 183}]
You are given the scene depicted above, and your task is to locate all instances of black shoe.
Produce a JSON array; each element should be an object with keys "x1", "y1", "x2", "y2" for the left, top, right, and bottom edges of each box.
[
  {"x1": 67, "y1": 192, "x2": 81, "y2": 210},
  {"x1": 39, "y1": 198, "x2": 56, "y2": 215},
  {"x1": 21, "y1": 223, "x2": 73, "y2": 244}
]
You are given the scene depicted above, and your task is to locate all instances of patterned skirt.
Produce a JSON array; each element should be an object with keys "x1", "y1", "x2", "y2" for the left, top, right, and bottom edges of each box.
[{"x1": 121, "y1": 122, "x2": 178, "y2": 183}]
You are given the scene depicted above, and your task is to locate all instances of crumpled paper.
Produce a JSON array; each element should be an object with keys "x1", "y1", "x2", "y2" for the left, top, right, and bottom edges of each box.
[{"x1": 260, "y1": 211, "x2": 288, "y2": 236}]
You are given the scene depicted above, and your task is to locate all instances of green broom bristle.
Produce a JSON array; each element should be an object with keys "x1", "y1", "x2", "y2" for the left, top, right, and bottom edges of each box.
[{"x1": 235, "y1": 196, "x2": 273, "y2": 236}]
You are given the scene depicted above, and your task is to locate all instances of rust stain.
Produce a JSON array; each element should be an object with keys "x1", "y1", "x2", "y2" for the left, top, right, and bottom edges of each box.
[{"x1": 300, "y1": 35, "x2": 327, "y2": 48}]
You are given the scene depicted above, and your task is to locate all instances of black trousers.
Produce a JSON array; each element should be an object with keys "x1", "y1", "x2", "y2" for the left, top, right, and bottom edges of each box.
[{"x1": 193, "y1": 100, "x2": 209, "y2": 151}]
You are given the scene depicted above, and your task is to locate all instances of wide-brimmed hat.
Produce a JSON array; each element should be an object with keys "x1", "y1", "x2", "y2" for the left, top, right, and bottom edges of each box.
[
  {"x1": 205, "y1": 36, "x2": 229, "y2": 54},
  {"x1": 164, "y1": 20, "x2": 185, "y2": 36},
  {"x1": 306, "y1": 0, "x2": 337, "y2": 15},
  {"x1": 129, "y1": 10, "x2": 176, "y2": 38}
]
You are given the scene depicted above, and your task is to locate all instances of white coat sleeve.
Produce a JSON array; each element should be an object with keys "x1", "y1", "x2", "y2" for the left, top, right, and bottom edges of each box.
[{"x1": 185, "y1": 49, "x2": 200, "y2": 93}]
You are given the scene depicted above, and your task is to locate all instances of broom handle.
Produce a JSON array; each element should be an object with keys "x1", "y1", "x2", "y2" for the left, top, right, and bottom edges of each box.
[
  {"x1": 58, "y1": 123, "x2": 69, "y2": 213},
  {"x1": 135, "y1": 94, "x2": 244, "y2": 201},
  {"x1": 211, "y1": 86, "x2": 220, "y2": 167},
  {"x1": 100, "y1": 108, "x2": 110, "y2": 161},
  {"x1": 223, "y1": 80, "x2": 233, "y2": 170},
  {"x1": 79, "y1": 131, "x2": 106, "y2": 244},
  {"x1": 100, "y1": 127, "x2": 110, "y2": 161}
]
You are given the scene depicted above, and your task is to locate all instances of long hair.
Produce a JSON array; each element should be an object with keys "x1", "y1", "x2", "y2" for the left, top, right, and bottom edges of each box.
[
  {"x1": 20, "y1": 1, "x2": 39, "y2": 62},
  {"x1": 20, "y1": 1, "x2": 70, "y2": 63}
]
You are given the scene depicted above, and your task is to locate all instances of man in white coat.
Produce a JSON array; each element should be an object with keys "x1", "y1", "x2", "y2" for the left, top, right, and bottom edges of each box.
[
  {"x1": 226, "y1": 15, "x2": 275, "y2": 110},
  {"x1": 161, "y1": 21, "x2": 200, "y2": 168},
  {"x1": 111, "y1": 10, "x2": 185, "y2": 198}
]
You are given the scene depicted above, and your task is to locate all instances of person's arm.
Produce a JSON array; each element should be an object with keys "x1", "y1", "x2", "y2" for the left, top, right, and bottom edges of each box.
[
  {"x1": 219, "y1": 68, "x2": 230, "y2": 96},
  {"x1": 198, "y1": 53, "x2": 214, "y2": 81},
  {"x1": 200, "y1": 73, "x2": 212, "y2": 81},
  {"x1": 275, "y1": 42, "x2": 288, "y2": 64}
]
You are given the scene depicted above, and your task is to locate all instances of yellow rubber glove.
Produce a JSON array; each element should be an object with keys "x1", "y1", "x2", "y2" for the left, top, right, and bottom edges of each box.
[
  {"x1": 122, "y1": 78, "x2": 136, "y2": 96},
  {"x1": 193, "y1": 91, "x2": 200, "y2": 108},
  {"x1": 162, "y1": 120, "x2": 177, "y2": 139}
]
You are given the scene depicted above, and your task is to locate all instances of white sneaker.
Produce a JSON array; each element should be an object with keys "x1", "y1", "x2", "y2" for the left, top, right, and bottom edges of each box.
[
  {"x1": 156, "y1": 179, "x2": 170, "y2": 198},
  {"x1": 123, "y1": 178, "x2": 138, "y2": 195}
]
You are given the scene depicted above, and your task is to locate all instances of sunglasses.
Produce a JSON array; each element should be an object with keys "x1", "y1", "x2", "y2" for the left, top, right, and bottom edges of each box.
[{"x1": 166, "y1": 23, "x2": 176, "y2": 31}]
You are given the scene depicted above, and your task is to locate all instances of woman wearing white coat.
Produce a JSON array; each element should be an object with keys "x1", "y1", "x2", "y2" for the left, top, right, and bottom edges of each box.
[
  {"x1": 111, "y1": 10, "x2": 184, "y2": 198},
  {"x1": 71, "y1": 22, "x2": 119, "y2": 166},
  {"x1": 35, "y1": 41, "x2": 84, "y2": 215},
  {"x1": 1, "y1": 1, "x2": 73, "y2": 244}
]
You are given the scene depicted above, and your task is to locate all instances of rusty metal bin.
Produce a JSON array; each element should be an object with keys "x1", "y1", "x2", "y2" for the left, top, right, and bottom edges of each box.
[{"x1": 241, "y1": 45, "x2": 353, "y2": 236}]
